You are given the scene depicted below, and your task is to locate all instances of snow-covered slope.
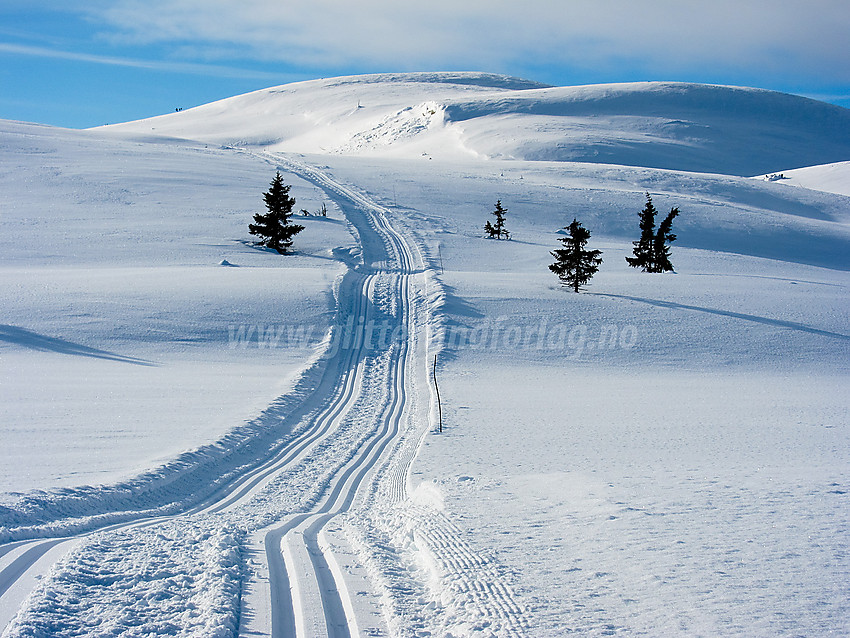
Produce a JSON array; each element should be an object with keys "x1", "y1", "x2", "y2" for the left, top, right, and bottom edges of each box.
[
  {"x1": 0, "y1": 119, "x2": 352, "y2": 496},
  {"x1": 758, "y1": 160, "x2": 850, "y2": 197},
  {"x1": 97, "y1": 73, "x2": 548, "y2": 160},
  {"x1": 99, "y1": 72, "x2": 850, "y2": 176}
]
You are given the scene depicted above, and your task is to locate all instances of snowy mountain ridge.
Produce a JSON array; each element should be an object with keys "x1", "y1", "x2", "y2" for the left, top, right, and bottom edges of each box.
[{"x1": 99, "y1": 71, "x2": 850, "y2": 176}]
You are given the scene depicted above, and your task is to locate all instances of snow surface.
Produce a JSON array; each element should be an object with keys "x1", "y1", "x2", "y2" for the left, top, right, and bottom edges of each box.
[
  {"x1": 0, "y1": 120, "x2": 352, "y2": 496},
  {"x1": 1, "y1": 72, "x2": 849, "y2": 636}
]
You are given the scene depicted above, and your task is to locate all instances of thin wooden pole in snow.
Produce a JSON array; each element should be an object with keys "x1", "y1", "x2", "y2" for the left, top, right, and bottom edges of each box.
[{"x1": 433, "y1": 355, "x2": 442, "y2": 433}]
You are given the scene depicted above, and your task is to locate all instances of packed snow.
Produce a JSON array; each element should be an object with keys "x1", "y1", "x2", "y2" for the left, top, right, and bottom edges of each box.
[{"x1": 1, "y1": 72, "x2": 848, "y2": 637}]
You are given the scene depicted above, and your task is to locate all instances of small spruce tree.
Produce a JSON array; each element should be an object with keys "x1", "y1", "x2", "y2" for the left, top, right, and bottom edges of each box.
[
  {"x1": 626, "y1": 193, "x2": 679, "y2": 272},
  {"x1": 249, "y1": 172, "x2": 304, "y2": 254},
  {"x1": 653, "y1": 205, "x2": 679, "y2": 272},
  {"x1": 484, "y1": 200, "x2": 510, "y2": 239},
  {"x1": 625, "y1": 193, "x2": 657, "y2": 271},
  {"x1": 550, "y1": 218, "x2": 603, "y2": 292}
]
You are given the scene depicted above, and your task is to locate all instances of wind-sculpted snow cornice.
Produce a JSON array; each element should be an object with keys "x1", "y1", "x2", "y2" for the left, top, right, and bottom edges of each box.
[
  {"x1": 442, "y1": 81, "x2": 850, "y2": 122},
  {"x1": 317, "y1": 71, "x2": 551, "y2": 91}
]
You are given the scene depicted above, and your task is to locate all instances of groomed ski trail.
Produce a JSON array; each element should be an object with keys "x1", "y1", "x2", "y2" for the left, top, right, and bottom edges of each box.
[
  {"x1": 247, "y1": 154, "x2": 531, "y2": 638},
  {"x1": 239, "y1": 153, "x2": 424, "y2": 638},
  {"x1": 0, "y1": 153, "x2": 531, "y2": 637}
]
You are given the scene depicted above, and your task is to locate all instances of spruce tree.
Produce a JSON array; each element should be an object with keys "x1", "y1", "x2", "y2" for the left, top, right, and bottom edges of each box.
[
  {"x1": 626, "y1": 193, "x2": 679, "y2": 272},
  {"x1": 550, "y1": 218, "x2": 603, "y2": 292},
  {"x1": 484, "y1": 200, "x2": 510, "y2": 239},
  {"x1": 653, "y1": 205, "x2": 679, "y2": 272},
  {"x1": 249, "y1": 172, "x2": 304, "y2": 254},
  {"x1": 625, "y1": 193, "x2": 657, "y2": 271}
]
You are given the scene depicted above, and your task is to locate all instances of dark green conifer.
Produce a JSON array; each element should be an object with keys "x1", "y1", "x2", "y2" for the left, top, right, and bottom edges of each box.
[
  {"x1": 484, "y1": 200, "x2": 510, "y2": 239},
  {"x1": 626, "y1": 193, "x2": 679, "y2": 272},
  {"x1": 249, "y1": 172, "x2": 304, "y2": 254},
  {"x1": 550, "y1": 218, "x2": 603, "y2": 292}
]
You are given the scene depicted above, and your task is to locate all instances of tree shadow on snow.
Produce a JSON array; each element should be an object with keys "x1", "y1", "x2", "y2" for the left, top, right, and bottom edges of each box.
[
  {"x1": 0, "y1": 325, "x2": 157, "y2": 366},
  {"x1": 589, "y1": 294, "x2": 850, "y2": 341}
]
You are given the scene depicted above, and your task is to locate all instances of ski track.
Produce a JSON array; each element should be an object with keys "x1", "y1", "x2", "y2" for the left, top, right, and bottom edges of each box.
[
  {"x1": 0, "y1": 151, "x2": 531, "y2": 637},
  {"x1": 265, "y1": 154, "x2": 531, "y2": 637}
]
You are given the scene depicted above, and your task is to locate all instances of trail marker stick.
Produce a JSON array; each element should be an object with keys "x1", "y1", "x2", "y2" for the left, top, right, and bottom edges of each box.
[{"x1": 433, "y1": 355, "x2": 443, "y2": 433}]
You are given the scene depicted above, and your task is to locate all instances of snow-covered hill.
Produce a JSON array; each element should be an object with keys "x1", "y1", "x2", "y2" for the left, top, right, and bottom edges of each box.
[{"x1": 99, "y1": 72, "x2": 850, "y2": 176}]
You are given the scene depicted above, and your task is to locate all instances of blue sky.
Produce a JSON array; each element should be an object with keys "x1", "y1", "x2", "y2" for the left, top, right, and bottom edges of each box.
[{"x1": 2, "y1": 1, "x2": 849, "y2": 129}]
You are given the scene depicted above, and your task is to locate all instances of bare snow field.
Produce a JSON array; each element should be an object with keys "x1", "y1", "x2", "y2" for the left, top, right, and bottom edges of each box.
[{"x1": 1, "y1": 73, "x2": 848, "y2": 636}]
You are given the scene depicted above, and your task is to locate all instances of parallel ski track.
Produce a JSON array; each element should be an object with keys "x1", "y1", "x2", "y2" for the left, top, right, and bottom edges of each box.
[
  {"x1": 274, "y1": 156, "x2": 532, "y2": 638},
  {"x1": 261, "y1": 156, "x2": 531, "y2": 638},
  {"x1": 0, "y1": 151, "x2": 531, "y2": 638},
  {"x1": 0, "y1": 154, "x2": 392, "y2": 634},
  {"x1": 256, "y1": 153, "x2": 419, "y2": 638}
]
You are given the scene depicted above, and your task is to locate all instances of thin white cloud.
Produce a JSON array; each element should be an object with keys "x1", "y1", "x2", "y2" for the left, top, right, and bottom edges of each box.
[
  {"x1": 76, "y1": 0, "x2": 850, "y2": 84},
  {"x1": 0, "y1": 41, "x2": 290, "y2": 81}
]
